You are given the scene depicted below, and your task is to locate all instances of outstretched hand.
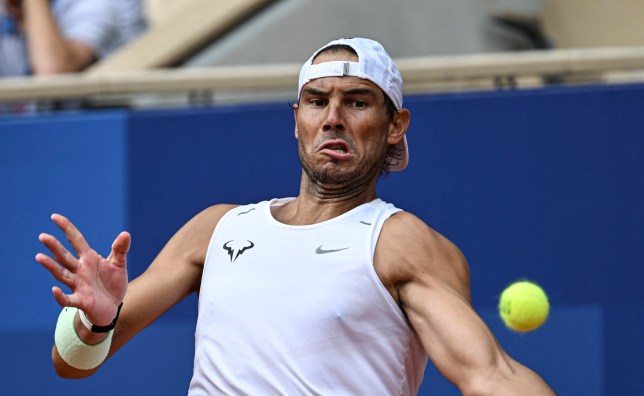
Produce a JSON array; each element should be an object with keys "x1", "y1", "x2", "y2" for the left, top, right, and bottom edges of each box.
[{"x1": 36, "y1": 214, "x2": 129, "y2": 326}]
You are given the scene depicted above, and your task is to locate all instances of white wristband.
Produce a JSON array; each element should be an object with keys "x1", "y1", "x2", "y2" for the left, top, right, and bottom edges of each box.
[
  {"x1": 78, "y1": 309, "x2": 94, "y2": 331},
  {"x1": 54, "y1": 307, "x2": 113, "y2": 370}
]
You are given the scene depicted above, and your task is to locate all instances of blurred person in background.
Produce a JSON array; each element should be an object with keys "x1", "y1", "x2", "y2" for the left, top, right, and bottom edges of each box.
[{"x1": 0, "y1": 0, "x2": 146, "y2": 77}]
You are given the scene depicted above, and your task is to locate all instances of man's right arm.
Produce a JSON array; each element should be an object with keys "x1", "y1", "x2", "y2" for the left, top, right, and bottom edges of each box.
[{"x1": 39, "y1": 204, "x2": 236, "y2": 378}]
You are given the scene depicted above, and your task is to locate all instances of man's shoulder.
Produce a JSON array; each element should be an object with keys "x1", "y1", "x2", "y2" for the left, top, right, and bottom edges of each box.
[
  {"x1": 379, "y1": 211, "x2": 468, "y2": 280},
  {"x1": 382, "y1": 210, "x2": 436, "y2": 241},
  {"x1": 196, "y1": 201, "x2": 277, "y2": 227},
  {"x1": 384, "y1": 211, "x2": 456, "y2": 244},
  {"x1": 197, "y1": 203, "x2": 242, "y2": 223}
]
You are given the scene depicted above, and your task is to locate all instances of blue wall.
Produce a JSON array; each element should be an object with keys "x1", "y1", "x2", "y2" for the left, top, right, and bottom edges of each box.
[{"x1": 1, "y1": 83, "x2": 643, "y2": 395}]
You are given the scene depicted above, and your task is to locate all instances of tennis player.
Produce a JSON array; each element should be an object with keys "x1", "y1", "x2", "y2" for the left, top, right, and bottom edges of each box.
[{"x1": 37, "y1": 37, "x2": 554, "y2": 395}]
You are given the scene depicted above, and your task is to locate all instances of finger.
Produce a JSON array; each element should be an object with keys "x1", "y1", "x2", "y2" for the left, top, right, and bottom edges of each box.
[
  {"x1": 52, "y1": 286, "x2": 81, "y2": 308},
  {"x1": 108, "y1": 231, "x2": 131, "y2": 268},
  {"x1": 36, "y1": 253, "x2": 77, "y2": 290},
  {"x1": 39, "y1": 233, "x2": 78, "y2": 271},
  {"x1": 51, "y1": 213, "x2": 92, "y2": 257}
]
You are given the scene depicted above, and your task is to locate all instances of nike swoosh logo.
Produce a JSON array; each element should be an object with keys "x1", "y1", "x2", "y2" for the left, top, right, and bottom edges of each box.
[{"x1": 315, "y1": 245, "x2": 350, "y2": 254}]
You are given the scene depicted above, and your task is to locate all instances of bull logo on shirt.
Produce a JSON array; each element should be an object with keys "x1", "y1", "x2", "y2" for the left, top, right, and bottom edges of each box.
[{"x1": 223, "y1": 240, "x2": 255, "y2": 262}]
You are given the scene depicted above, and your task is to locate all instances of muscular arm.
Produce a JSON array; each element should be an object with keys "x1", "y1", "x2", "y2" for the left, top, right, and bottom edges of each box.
[
  {"x1": 375, "y1": 212, "x2": 554, "y2": 395},
  {"x1": 44, "y1": 204, "x2": 236, "y2": 378},
  {"x1": 19, "y1": 0, "x2": 95, "y2": 74}
]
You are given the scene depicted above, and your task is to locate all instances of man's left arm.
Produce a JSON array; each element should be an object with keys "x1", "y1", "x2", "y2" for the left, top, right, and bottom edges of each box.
[{"x1": 375, "y1": 212, "x2": 555, "y2": 395}]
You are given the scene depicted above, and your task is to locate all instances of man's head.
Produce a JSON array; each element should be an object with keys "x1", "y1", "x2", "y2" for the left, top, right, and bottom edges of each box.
[{"x1": 296, "y1": 38, "x2": 409, "y2": 173}]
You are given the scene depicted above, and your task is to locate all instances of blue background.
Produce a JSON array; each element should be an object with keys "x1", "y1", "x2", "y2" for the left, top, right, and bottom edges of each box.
[{"x1": 1, "y1": 83, "x2": 643, "y2": 395}]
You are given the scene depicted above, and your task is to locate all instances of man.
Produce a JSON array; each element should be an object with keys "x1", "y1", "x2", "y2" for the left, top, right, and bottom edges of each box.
[
  {"x1": 0, "y1": 0, "x2": 146, "y2": 77},
  {"x1": 37, "y1": 38, "x2": 555, "y2": 395}
]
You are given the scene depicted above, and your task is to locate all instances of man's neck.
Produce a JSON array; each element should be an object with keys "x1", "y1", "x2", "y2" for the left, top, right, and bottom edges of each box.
[{"x1": 271, "y1": 187, "x2": 378, "y2": 226}]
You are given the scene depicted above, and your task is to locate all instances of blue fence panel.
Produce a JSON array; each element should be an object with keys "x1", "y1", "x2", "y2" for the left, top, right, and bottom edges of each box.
[{"x1": 1, "y1": 82, "x2": 643, "y2": 395}]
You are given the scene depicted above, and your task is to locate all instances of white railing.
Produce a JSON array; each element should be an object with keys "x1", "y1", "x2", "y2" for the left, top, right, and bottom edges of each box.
[{"x1": 1, "y1": 46, "x2": 644, "y2": 105}]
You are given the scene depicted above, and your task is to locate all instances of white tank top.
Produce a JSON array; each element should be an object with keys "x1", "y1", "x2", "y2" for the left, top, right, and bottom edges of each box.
[{"x1": 189, "y1": 198, "x2": 427, "y2": 395}]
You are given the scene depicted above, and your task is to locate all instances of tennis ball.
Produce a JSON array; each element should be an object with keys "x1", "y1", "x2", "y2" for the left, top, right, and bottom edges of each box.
[{"x1": 499, "y1": 281, "x2": 549, "y2": 332}]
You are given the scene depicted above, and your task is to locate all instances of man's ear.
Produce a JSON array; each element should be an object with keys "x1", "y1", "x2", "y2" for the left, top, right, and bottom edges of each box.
[
  {"x1": 292, "y1": 103, "x2": 299, "y2": 139},
  {"x1": 387, "y1": 108, "x2": 410, "y2": 145}
]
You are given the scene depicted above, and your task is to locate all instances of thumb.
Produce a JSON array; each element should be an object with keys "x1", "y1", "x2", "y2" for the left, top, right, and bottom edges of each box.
[{"x1": 109, "y1": 231, "x2": 131, "y2": 267}]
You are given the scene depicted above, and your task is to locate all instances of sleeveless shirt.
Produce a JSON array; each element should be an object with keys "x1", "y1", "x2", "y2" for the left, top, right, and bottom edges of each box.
[{"x1": 188, "y1": 198, "x2": 427, "y2": 395}]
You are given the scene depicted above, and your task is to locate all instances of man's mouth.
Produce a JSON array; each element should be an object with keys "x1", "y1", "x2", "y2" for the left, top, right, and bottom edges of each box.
[
  {"x1": 317, "y1": 139, "x2": 354, "y2": 161},
  {"x1": 319, "y1": 140, "x2": 351, "y2": 154}
]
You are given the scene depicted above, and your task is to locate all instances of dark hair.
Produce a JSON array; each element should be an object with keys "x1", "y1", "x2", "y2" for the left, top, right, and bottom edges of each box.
[
  {"x1": 312, "y1": 44, "x2": 358, "y2": 62},
  {"x1": 380, "y1": 142, "x2": 405, "y2": 176}
]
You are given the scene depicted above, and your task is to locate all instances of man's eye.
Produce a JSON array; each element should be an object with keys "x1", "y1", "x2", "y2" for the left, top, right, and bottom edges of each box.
[
  {"x1": 311, "y1": 99, "x2": 325, "y2": 106},
  {"x1": 353, "y1": 101, "x2": 366, "y2": 108}
]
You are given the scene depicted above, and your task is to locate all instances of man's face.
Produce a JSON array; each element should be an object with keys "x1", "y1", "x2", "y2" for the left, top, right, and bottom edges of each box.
[{"x1": 294, "y1": 50, "x2": 400, "y2": 190}]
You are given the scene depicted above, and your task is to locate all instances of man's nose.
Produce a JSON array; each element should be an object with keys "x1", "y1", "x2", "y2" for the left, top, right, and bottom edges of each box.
[{"x1": 322, "y1": 102, "x2": 345, "y2": 132}]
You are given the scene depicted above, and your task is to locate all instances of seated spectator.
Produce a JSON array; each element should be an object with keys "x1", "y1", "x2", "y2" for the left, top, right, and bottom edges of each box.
[{"x1": 0, "y1": 0, "x2": 147, "y2": 77}]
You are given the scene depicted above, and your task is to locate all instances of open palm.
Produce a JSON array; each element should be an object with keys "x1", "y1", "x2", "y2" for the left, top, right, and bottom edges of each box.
[{"x1": 36, "y1": 214, "x2": 129, "y2": 326}]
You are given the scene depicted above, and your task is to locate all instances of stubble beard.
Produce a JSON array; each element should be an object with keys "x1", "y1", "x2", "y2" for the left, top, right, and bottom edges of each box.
[{"x1": 298, "y1": 141, "x2": 385, "y2": 200}]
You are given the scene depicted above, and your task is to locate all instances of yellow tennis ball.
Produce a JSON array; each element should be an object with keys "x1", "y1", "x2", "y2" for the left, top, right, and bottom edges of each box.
[{"x1": 499, "y1": 281, "x2": 549, "y2": 332}]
